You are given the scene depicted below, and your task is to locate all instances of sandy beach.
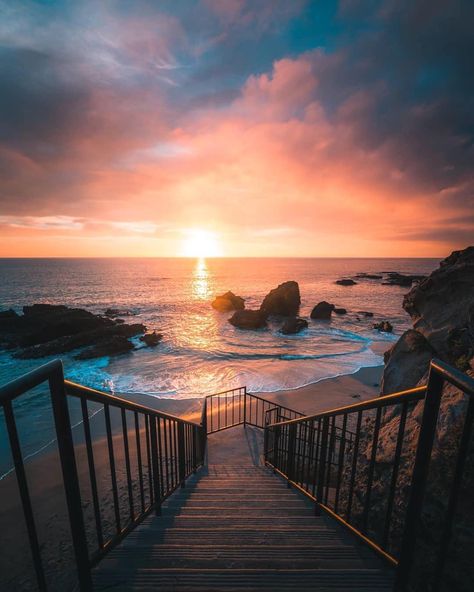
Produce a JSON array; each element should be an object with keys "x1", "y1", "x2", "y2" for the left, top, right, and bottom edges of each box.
[{"x1": 0, "y1": 364, "x2": 383, "y2": 591}]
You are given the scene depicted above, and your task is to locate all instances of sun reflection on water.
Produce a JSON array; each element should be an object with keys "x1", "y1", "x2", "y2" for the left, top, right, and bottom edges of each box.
[{"x1": 192, "y1": 257, "x2": 211, "y2": 300}]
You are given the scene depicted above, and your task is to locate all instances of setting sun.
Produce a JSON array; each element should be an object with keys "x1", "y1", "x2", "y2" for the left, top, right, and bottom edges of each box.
[{"x1": 181, "y1": 229, "x2": 222, "y2": 258}]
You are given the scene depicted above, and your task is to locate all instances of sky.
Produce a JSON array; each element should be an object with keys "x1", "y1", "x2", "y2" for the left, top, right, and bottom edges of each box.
[{"x1": 0, "y1": 0, "x2": 473, "y2": 258}]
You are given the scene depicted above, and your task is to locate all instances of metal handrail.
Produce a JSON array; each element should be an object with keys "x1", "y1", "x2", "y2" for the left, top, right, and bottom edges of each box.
[
  {"x1": 0, "y1": 360, "x2": 206, "y2": 592},
  {"x1": 264, "y1": 359, "x2": 474, "y2": 591}
]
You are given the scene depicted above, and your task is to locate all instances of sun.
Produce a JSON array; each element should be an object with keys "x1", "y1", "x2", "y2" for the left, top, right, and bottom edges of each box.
[{"x1": 181, "y1": 229, "x2": 222, "y2": 258}]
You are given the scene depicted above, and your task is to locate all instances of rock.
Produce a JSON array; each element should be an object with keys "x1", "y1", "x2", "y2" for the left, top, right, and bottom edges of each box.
[
  {"x1": 355, "y1": 273, "x2": 383, "y2": 280},
  {"x1": 139, "y1": 331, "x2": 163, "y2": 347},
  {"x1": 381, "y1": 330, "x2": 434, "y2": 394},
  {"x1": 280, "y1": 317, "x2": 308, "y2": 335},
  {"x1": 310, "y1": 301, "x2": 335, "y2": 320},
  {"x1": 373, "y1": 320, "x2": 393, "y2": 333},
  {"x1": 358, "y1": 311, "x2": 374, "y2": 317},
  {"x1": 334, "y1": 308, "x2": 347, "y2": 315},
  {"x1": 228, "y1": 310, "x2": 267, "y2": 330},
  {"x1": 212, "y1": 291, "x2": 245, "y2": 312},
  {"x1": 0, "y1": 303, "x2": 148, "y2": 359},
  {"x1": 335, "y1": 279, "x2": 357, "y2": 286},
  {"x1": 75, "y1": 336, "x2": 135, "y2": 360},
  {"x1": 260, "y1": 281, "x2": 300, "y2": 316},
  {"x1": 402, "y1": 246, "x2": 474, "y2": 363},
  {"x1": 382, "y1": 272, "x2": 426, "y2": 287}
]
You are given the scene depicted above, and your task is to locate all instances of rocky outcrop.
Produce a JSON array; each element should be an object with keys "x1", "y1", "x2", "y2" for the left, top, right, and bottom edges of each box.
[
  {"x1": 228, "y1": 309, "x2": 267, "y2": 330},
  {"x1": 280, "y1": 317, "x2": 308, "y2": 335},
  {"x1": 355, "y1": 273, "x2": 383, "y2": 280},
  {"x1": 381, "y1": 330, "x2": 434, "y2": 394},
  {"x1": 75, "y1": 336, "x2": 135, "y2": 360},
  {"x1": 402, "y1": 246, "x2": 474, "y2": 366},
  {"x1": 358, "y1": 311, "x2": 374, "y2": 317},
  {"x1": 0, "y1": 304, "x2": 149, "y2": 359},
  {"x1": 139, "y1": 331, "x2": 163, "y2": 347},
  {"x1": 211, "y1": 291, "x2": 245, "y2": 312},
  {"x1": 382, "y1": 272, "x2": 426, "y2": 287},
  {"x1": 336, "y1": 279, "x2": 357, "y2": 286},
  {"x1": 310, "y1": 301, "x2": 334, "y2": 320},
  {"x1": 260, "y1": 281, "x2": 300, "y2": 317},
  {"x1": 334, "y1": 308, "x2": 347, "y2": 315},
  {"x1": 373, "y1": 320, "x2": 393, "y2": 333}
]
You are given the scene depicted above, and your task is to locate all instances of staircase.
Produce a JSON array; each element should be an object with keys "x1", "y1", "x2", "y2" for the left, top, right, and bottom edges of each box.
[{"x1": 93, "y1": 428, "x2": 393, "y2": 591}]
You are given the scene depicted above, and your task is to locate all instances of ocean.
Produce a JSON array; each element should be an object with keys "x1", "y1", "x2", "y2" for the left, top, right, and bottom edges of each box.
[{"x1": 0, "y1": 257, "x2": 438, "y2": 475}]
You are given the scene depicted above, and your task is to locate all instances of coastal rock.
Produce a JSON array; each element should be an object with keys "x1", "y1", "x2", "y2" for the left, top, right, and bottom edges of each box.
[
  {"x1": 382, "y1": 272, "x2": 426, "y2": 287},
  {"x1": 75, "y1": 335, "x2": 135, "y2": 360},
  {"x1": 105, "y1": 308, "x2": 134, "y2": 317},
  {"x1": 402, "y1": 246, "x2": 474, "y2": 364},
  {"x1": 0, "y1": 303, "x2": 148, "y2": 359},
  {"x1": 280, "y1": 317, "x2": 308, "y2": 335},
  {"x1": 358, "y1": 311, "x2": 374, "y2": 317},
  {"x1": 212, "y1": 291, "x2": 245, "y2": 312},
  {"x1": 355, "y1": 273, "x2": 383, "y2": 280},
  {"x1": 334, "y1": 308, "x2": 347, "y2": 315},
  {"x1": 335, "y1": 279, "x2": 357, "y2": 286},
  {"x1": 228, "y1": 309, "x2": 267, "y2": 330},
  {"x1": 260, "y1": 281, "x2": 300, "y2": 316},
  {"x1": 139, "y1": 331, "x2": 163, "y2": 347},
  {"x1": 381, "y1": 330, "x2": 434, "y2": 394},
  {"x1": 373, "y1": 320, "x2": 393, "y2": 333},
  {"x1": 310, "y1": 301, "x2": 334, "y2": 320}
]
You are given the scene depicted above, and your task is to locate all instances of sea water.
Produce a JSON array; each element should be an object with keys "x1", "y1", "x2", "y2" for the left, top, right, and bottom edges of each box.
[{"x1": 0, "y1": 257, "x2": 438, "y2": 474}]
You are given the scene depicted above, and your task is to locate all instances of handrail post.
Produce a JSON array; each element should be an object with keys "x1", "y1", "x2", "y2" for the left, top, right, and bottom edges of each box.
[
  {"x1": 178, "y1": 422, "x2": 186, "y2": 487},
  {"x1": 395, "y1": 363, "x2": 445, "y2": 591},
  {"x1": 286, "y1": 423, "x2": 297, "y2": 487},
  {"x1": 149, "y1": 416, "x2": 162, "y2": 516},
  {"x1": 243, "y1": 387, "x2": 247, "y2": 427},
  {"x1": 315, "y1": 416, "x2": 329, "y2": 515},
  {"x1": 49, "y1": 364, "x2": 93, "y2": 592}
]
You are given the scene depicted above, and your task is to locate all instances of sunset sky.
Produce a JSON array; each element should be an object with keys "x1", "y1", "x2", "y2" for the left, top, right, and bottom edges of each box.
[{"x1": 0, "y1": 0, "x2": 472, "y2": 257}]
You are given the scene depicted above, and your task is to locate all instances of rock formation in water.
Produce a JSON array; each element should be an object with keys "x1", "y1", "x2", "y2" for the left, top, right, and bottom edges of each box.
[
  {"x1": 335, "y1": 278, "x2": 357, "y2": 286},
  {"x1": 280, "y1": 317, "x2": 308, "y2": 335},
  {"x1": 211, "y1": 291, "x2": 245, "y2": 312},
  {"x1": 139, "y1": 331, "x2": 163, "y2": 347},
  {"x1": 373, "y1": 320, "x2": 393, "y2": 333},
  {"x1": 260, "y1": 281, "x2": 301, "y2": 317},
  {"x1": 310, "y1": 301, "x2": 334, "y2": 320},
  {"x1": 228, "y1": 309, "x2": 267, "y2": 329},
  {"x1": 0, "y1": 304, "x2": 153, "y2": 359}
]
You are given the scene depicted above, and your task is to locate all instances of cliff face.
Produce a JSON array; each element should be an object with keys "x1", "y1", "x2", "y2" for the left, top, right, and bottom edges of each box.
[
  {"x1": 374, "y1": 247, "x2": 474, "y2": 590},
  {"x1": 382, "y1": 246, "x2": 474, "y2": 394}
]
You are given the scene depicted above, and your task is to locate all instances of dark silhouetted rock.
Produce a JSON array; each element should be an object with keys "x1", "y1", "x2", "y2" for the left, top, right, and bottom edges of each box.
[
  {"x1": 105, "y1": 308, "x2": 134, "y2": 317},
  {"x1": 334, "y1": 308, "x2": 347, "y2": 315},
  {"x1": 310, "y1": 301, "x2": 335, "y2": 320},
  {"x1": 382, "y1": 272, "x2": 426, "y2": 287},
  {"x1": 75, "y1": 336, "x2": 134, "y2": 360},
  {"x1": 229, "y1": 310, "x2": 267, "y2": 330},
  {"x1": 373, "y1": 321, "x2": 393, "y2": 333},
  {"x1": 140, "y1": 331, "x2": 163, "y2": 347},
  {"x1": 336, "y1": 279, "x2": 357, "y2": 286},
  {"x1": 0, "y1": 303, "x2": 149, "y2": 359},
  {"x1": 358, "y1": 311, "x2": 374, "y2": 317},
  {"x1": 381, "y1": 330, "x2": 434, "y2": 394},
  {"x1": 260, "y1": 281, "x2": 300, "y2": 316},
  {"x1": 402, "y1": 246, "x2": 474, "y2": 364},
  {"x1": 212, "y1": 291, "x2": 245, "y2": 312},
  {"x1": 280, "y1": 317, "x2": 308, "y2": 335},
  {"x1": 355, "y1": 273, "x2": 383, "y2": 280}
]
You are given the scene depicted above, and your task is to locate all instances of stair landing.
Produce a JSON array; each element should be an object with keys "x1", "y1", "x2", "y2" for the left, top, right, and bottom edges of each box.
[{"x1": 93, "y1": 426, "x2": 394, "y2": 591}]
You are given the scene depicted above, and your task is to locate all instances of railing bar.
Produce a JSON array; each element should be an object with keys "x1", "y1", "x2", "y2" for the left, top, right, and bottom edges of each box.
[
  {"x1": 305, "y1": 420, "x2": 315, "y2": 493},
  {"x1": 312, "y1": 418, "x2": 322, "y2": 497},
  {"x1": 104, "y1": 403, "x2": 121, "y2": 533},
  {"x1": 174, "y1": 420, "x2": 179, "y2": 487},
  {"x1": 163, "y1": 418, "x2": 170, "y2": 493},
  {"x1": 144, "y1": 415, "x2": 153, "y2": 506},
  {"x1": 134, "y1": 412, "x2": 146, "y2": 514},
  {"x1": 346, "y1": 411, "x2": 362, "y2": 522},
  {"x1": 3, "y1": 400, "x2": 48, "y2": 592},
  {"x1": 361, "y1": 407, "x2": 382, "y2": 533},
  {"x1": 157, "y1": 417, "x2": 164, "y2": 497},
  {"x1": 80, "y1": 397, "x2": 104, "y2": 549},
  {"x1": 148, "y1": 417, "x2": 161, "y2": 515},
  {"x1": 324, "y1": 416, "x2": 336, "y2": 505},
  {"x1": 432, "y1": 394, "x2": 474, "y2": 590},
  {"x1": 121, "y1": 409, "x2": 135, "y2": 521},
  {"x1": 334, "y1": 413, "x2": 348, "y2": 514},
  {"x1": 382, "y1": 401, "x2": 408, "y2": 548},
  {"x1": 218, "y1": 394, "x2": 221, "y2": 431}
]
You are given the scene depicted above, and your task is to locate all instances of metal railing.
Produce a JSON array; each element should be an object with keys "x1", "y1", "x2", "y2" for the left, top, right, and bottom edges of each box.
[
  {"x1": 264, "y1": 359, "x2": 474, "y2": 591},
  {"x1": 0, "y1": 359, "x2": 206, "y2": 592},
  {"x1": 204, "y1": 387, "x2": 303, "y2": 434}
]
